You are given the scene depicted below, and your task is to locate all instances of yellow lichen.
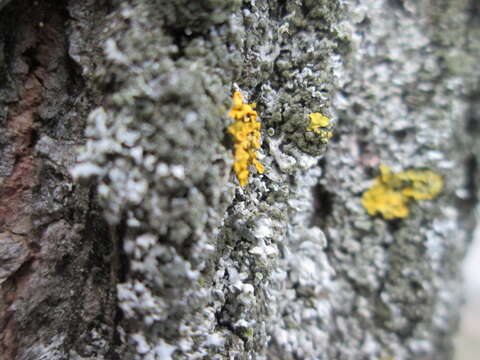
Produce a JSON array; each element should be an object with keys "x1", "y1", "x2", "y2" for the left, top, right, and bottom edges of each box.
[
  {"x1": 362, "y1": 182, "x2": 410, "y2": 220},
  {"x1": 227, "y1": 91, "x2": 264, "y2": 187},
  {"x1": 399, "y1": 169, "x2": 443, "y2": 200},
  {"x1": 362, "y1": 165, "x2": 443, "y2": 219},
  {"x1": 306, "y1": 112, "x2": 333, "y2": 143}
]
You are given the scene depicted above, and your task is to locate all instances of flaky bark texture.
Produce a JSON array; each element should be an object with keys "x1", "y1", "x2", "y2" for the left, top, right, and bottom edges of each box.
[{"x1": 1, "y1": 0, "x2": 479, "y2": 359}]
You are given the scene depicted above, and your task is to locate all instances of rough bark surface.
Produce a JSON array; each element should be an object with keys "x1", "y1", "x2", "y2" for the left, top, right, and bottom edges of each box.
[
  {"x1": 1, "y1": 0, "x2": 479, "y2": 359},
  {"x1": 0, "y1": 1, "x2": 115, "y2": 359}
]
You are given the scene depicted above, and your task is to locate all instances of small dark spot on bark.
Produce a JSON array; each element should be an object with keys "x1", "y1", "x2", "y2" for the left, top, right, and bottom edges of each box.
[
  {"x1": 352, "y1": 102, "x2": 363, "y2": 115},
  {"x1": 387, "y1": 219, "x2": 402, "y2": 232},
  {"x1": 410, "y1": 280, "x2": 423, "y2": 292},
  {"x1": 464, "y1": 154, "x2": 478, "y2": 204},
  {"x1": 388, "y1": 0, "x2": 406, "y2": 11},
  {"x1": 310, "y1": 183, "x2": 334, "y2": 227},
  {"x1": 365, "y1": 165, "x2": 377, "y2": 179},
  {"x1": 330, "y1": 131, "x2": 341, "y2": 143},
  {"x1": 278, "y1": 0, "x2": 288, "y2": 19},
  {"x1": 393, "y1": 128, "x2": 408, "y2": 142},
  {"x1": 466, "y1": 91, "x2": 480, "y2": 134},
  {"x1": 29, "y1": 128, "x2": 39, "y2": 148},
  {"x1": 55, "y1": 254, "x2": 71, "y2": 274},
  {"x1": 467, "y1": 0, "x2": 480, "y2": 24}
]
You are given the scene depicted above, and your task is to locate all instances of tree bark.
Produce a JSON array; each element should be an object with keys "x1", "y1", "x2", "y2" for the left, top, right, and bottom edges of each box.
[
  {"x1": 0, "y1": 1, "x2": 116, "y2": 359},
  {"x1": 1, "y1": 0, "x2": 479, "y2": 359}
]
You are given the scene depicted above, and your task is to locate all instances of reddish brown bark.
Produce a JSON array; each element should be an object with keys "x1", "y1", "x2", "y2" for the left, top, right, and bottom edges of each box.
[{"x1": 0, "y1": 1, "x2": 116, "y2": 359}]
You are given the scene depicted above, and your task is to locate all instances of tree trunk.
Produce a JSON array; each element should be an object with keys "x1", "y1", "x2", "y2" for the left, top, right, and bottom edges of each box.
[{"x1": 1, "y1": 1, "x2": 478, "y2": 359}]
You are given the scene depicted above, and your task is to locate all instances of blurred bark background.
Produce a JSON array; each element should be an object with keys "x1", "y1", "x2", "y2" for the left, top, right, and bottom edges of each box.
[{"x1": 0, "y1": 1, "x2": 479, "y2": 359}]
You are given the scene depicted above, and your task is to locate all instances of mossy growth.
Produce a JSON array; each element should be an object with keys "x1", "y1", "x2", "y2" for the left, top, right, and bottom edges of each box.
[{"x1": 242, "y1": 327, "x2": 254, "y2": 338}]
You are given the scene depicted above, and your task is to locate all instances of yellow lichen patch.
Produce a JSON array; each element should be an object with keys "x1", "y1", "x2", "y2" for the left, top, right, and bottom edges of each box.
[
  {"x1": 362, "y1": 165, "x2": 443, "y2": 219},
  {"x1": 307, "y1": 112, "x2": 330, "y2": 130},
  {"x1": 227, "y1": 91, "x2": 264, "y2": 187},
  {"x1": 306, "y1": 112, "x2": 333, "y2": 143},
  {"x1": 362, "y1": 182, "x2": 409, "y2": 220},
  {"x1": 400, "y1": 169, "x2": 443, "y2": 200}
]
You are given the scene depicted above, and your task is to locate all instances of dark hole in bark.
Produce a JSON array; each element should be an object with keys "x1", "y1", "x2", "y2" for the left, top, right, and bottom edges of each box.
[
  {"x1": 393, "y1": 129, "x2": 408, "y2": 142},
  {"x1": 278, "y1": 0, "x2": 288, "y2": 18},
  {"x1": 465, "y1": 154, "x2": 478, "y2": 204},
  {"x1": 466, "y1": 93, "x2": 480, "y2": 134},
  {"x1": 29, "y1": 127, "x2": 40, "y2": 148},
  {"x1": 23, "y1": 47, "x2": 42, "y2": 72},
  {"x1": 387, "y1": 218, "x2": 403, "y2": 232},
  {"x1": 352, "y1": 102, "x2": 363, "y2": 114},
  {"x1": 410, "y1": 280, "x2": 423, "y2": 292},
  {"x1": 331, "y1": 129, "x2": 341, "y2": 143},
  {"x1": 468, "y1": 0, "x2": 480, "y2": 24},
  {"x1": 310, "y1": 183, "x2": 334, "y2": 227},
  {"x1": 55, "y1": 254, "x2": 71, "y2": 274},
  {"x1": 388, "y1": 0, "x2": 406, "y2": 11}
]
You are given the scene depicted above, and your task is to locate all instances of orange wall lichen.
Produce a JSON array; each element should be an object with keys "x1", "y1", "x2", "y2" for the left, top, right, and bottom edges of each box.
[
  {"x1": 306, "y1": 112, "x2": 333, "y2": 144},
  {"x1": 227, "y1": 91, "x2": 264, "y2": 187},
  {"x1": 362, "y1": 165, "x2": 443, "y2": 220}
]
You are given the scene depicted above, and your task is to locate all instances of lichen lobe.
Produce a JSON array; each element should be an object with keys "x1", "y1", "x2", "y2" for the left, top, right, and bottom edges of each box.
[
  {"x1": 362, "y1": 165, "x2": 443, "y2": 219},
  {"x1": 227, "y1": 91, "x2": 264, "y2": 187}
]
